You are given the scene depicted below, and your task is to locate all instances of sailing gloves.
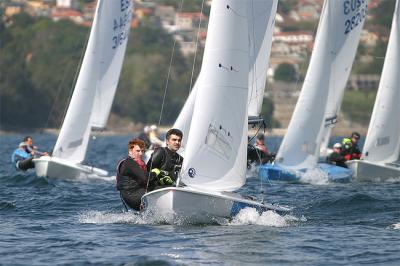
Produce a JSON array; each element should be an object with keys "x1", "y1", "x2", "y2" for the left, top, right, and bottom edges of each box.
[{"x1": 151, "y1": 168, "x2": 174, "y2": 185}]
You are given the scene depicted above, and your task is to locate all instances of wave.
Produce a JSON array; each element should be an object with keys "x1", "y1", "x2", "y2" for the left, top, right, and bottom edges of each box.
[
  {"x1": 0, "y1": 201, "x2": 16, "y2": 211},
  {"x1": 78, "y1": 210, "x2": 148, "y2": 224},
  {"x1": 300, "y1": 168, "x2": 330, "y2": 185},
  {"x1": 0, "y1": 173, "x2": 52, "y2": 187},
  {"x1": 229, "y1": 207, "x2": 306, "y2": 227},
  {"x1": 317, "y1": 193, "x2": 381, "y2": 208}
]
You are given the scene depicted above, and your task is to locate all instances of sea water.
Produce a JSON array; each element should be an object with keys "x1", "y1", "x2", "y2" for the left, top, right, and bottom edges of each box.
[{"x1": 1, "y1": 133, "x2": 399, "y2": 265}]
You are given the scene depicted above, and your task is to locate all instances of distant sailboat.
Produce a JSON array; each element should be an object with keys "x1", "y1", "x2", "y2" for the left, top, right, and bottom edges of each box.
[
  {"x1": 142, "y1": 0, "x2": 288, "y2": 224},
  {"x1": 34, "y1": 0, "x2": 132, "y2": 179},
  {"x1": 258, "y1": 0, "x2": 368, "y2": 182},
  {"x1": 347, "y1": 0, "x2": 400, "y2": 181}
]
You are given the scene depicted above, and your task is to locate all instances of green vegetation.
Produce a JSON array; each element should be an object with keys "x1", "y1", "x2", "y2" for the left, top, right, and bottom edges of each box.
[
  {"x1": 341, "y1": 90, "x2": 376, "y2": 125},
  {"x1": 0, "y1": 14, "x2": 203, "y2": 130},
  {"x1": 274, "y1": 63, "x2": 297, "y2": 82}
]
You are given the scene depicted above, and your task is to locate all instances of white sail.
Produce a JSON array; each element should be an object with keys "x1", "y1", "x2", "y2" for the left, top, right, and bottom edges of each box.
[
  {"x1": 91, "y1": 3, "x2": 132, "y2": 129},
  {"x1": 247, "y1": 0, "x2": 277, "y2": 118},
  {"x1": 53, "y1": 0, "x2": 132, "y2": 162},
  {"x1": 175, "y1": 0, "x2": 277, "y2": 136},
  {"x1": 180, "y1": 1, "x2": 250, "y2": 191},
  {"x1": 363, "y1": 0, "x2": 400, "y2": 164},
  {"x1": 173, "y1": 80, "x2": 198, "y2": 152},
  {"x1": 319, "y1": 1, "x2": 368, "y2": 154},
  {"x1": 276, "y1": 0, "x2": 368, "y2": 169}
]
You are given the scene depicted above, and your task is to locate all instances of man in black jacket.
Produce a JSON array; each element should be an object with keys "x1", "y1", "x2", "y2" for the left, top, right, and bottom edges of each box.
[
  {"x1": 147, "y1": 128, "x2": 183, "y2": 188},
  {"x1": 116, "y1": 138, "x2": 157, "y2": 210}
]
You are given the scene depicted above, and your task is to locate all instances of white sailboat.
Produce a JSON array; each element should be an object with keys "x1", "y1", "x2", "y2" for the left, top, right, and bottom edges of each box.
[
  {"x1": 142, "y1": 0, "x2": 288, "y2": 224},
  {"x1": 347, "y1": 0, "x2": 400, "y2": 181},
  {"x1": 34, "y1": 0, "x2": 132, "y2": 179},
  {"x1": 258, "y1": 0, "x2": 368, "y2": 182}
]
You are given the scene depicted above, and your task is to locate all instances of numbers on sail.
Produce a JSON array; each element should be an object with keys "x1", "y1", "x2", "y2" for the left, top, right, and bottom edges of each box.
[
  {"x1": 120, "y1": 0, "x2": 131, "y2": 12},
  {"x1": 112, "y1": 5, "x2": 131, "y2": 50},
  {"x1": 343, "y1": 0, "x2": 368, "y2": 35}
]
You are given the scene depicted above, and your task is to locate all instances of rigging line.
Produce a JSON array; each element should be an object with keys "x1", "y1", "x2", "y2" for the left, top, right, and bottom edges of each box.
[
  {"x1": 249, "y1": 0, "x2": 258, "y2": 109},
  {"x1": 146, "y1": 0, "x2": 186, "y2": 192},
  {"x1": 58, "y1": 23, "x2": 92, "y2": 133},
  {"x1": 187, "y1": 0, "x2": 206, "y2": 97},
  {"x1": 156, "y1": 0, "x2": 185, "y2": 129},
  {"x1": 41, "y1": 60, "x2": 72, "y2": 134}
]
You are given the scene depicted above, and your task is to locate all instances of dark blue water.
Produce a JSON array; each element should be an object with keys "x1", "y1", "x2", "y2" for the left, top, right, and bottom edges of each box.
[{"x1": 1, "y1": 133, "x2": 399, "y2": 265}]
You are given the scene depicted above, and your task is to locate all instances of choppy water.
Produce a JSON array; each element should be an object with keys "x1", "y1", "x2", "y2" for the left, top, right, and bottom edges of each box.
[{"x1": 1, "y1": 133, "x2": 399, "y2": 265}]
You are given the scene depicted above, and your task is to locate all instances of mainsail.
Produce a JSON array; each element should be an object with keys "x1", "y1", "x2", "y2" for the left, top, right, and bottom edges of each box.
[
  {"x1": 174, "y1": 0, "x2": 278, "y2": 149},
  {"x1": 363, "y1": 0, "x2": 400, "y2": 164},
  {"x1": 53, "y1": 1, "x2": 132, "y2": 162},
  {"x1": 276, "y1": 0, "x2": 368, "y2": 169},
  {"x1": 180, "y1": 1, "x2": 250, "y2": 191}
]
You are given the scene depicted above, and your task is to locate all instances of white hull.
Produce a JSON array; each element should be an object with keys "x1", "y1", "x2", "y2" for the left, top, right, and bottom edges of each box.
[
  {"x1": 346, "y1": 160, "x2": 400, "y2": 181},
  {"x1": 141, "y1": 187, "x2": 290, "y2": 224},
  {"x1": 33, "y1": 156, "x2": 108, "y2": 179}
]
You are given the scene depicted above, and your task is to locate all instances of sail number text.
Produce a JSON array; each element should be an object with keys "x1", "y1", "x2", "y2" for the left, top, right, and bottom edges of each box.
[
  {"x1": 343, "y1": 0, "x2": 368, "y2": 35},
  {"x1": 112, "y1": 0, "x2": 132, "y2": 49}
]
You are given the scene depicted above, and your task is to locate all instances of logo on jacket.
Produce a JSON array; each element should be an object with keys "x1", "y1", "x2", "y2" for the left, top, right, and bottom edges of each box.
[{"x1": 188, "y1": 168, "x2": 196, "y2": 178}]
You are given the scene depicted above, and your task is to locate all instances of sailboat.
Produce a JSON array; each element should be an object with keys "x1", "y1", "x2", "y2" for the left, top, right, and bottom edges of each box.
[
  {"x1": 258, "y1": 0, "x2": 368, "y2": 182},
  {"x1": 34, "y1": 0, "x2": 132, "y2": 179},
  {"x1": 141, "y1": 0, "x2": 289, "y2": 224},
  {"x1": 346, "y1": 0, "x2": 400, "y2": 181}
]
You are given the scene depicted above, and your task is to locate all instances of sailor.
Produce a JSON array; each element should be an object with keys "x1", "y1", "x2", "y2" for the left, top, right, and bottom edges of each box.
[
  {"x1": 148, "y1": 124, "x2": 164, "y2": 149},
  {"x1": 147, "y1": 128, "x2": 183, "y2": 188},
  {"x1": 342, "y1": 132, "x2": 362, "y2": 161},
  {"x1": 116, "y1": 138, "x2": 157, "y2": 211},
  {"x1": 327, "y1": 143, "x2": 347, "y2": 168},
  {"x1": 138, "y1": 126, "x2": 151, "y2": 149},
  {"x1": 247, "y1": 133, "x2": 275, "y2": 165},
  {"x1": 11, "y1": 142, "x2": 35, "y2": 171},
  {"x1": 23, "y1": 136, "x2": 48, "y2": 157}
]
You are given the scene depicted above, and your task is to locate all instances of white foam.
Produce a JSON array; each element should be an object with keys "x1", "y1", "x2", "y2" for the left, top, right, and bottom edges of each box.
[
  {"x1": 390, "y1": 222, "x2": 400, "y2": 230},
  {"x1": 78, "y1": 210, "x2": 147, "y2": 224},
  {"x1": 299, "y1": 168, "x2": 329, "y2": 185},
  {"x1": 230, "y1": 207, "x2": 305, "y2": 227}
]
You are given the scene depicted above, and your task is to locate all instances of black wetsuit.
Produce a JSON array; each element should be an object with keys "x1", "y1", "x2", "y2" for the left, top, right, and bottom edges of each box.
[
  {"x1": 327, "y1": 151, "x2": 347, "y2": 168},
  {"x1": 146, "y1": 147, "x2": 183, "y2": 186},
  {"x1": 116, "y1": 157, "x2": 156, "y2": 210}
]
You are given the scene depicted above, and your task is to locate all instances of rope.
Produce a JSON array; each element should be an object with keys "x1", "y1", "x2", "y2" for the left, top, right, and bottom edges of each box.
[
  {"x1": 145, "y1": 0, "x2": 186, "y2": 193},
  {"x1": 57, "y1": 25, "x2": 92, "y2": 133},
  {"x1": 40, "y1": 60, "x2": 72, "y2": 134}
]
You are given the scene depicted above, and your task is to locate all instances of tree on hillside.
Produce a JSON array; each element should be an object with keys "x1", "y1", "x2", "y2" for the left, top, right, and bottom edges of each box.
[{"x1": 274, "y1": 63, "x2": 297, "y2": 82}]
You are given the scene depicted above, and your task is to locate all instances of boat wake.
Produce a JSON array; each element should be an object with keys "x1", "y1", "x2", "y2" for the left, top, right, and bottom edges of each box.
[
  {"x1": 229, "y1": 207, "x2": 305, "y2": 227},
  {"x1": 299, "y1": 168, "x2": 329, "y2": 185},
  {"x1": 78, "y1": 210, "x2": 147, "y2": 224}
]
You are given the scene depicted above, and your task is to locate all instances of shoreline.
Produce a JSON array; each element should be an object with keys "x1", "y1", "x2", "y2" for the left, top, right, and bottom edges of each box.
[{"x1": 1, "y1": 125, "x2": 368, "y2": 137}]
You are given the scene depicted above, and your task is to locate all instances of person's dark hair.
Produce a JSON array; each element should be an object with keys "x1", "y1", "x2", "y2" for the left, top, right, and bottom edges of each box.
[
  {"x1": 128, "y1": 138, "x2": 145, "y2": 150},
  {"x1": 23, "y1": 136, "x2": 32, "y2": 142},
  {"x1": 166, "y1": 128, "x2": 183, "y2": 140},
  {"x1": 256, "y1": 133, "x2": 264, "y2": 141},
  {"x1": 351, "y1": 132, "x2": 360, "y2": 139}
]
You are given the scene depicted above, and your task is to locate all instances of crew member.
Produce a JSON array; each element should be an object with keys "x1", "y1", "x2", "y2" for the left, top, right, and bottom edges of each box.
[{"x1": 147, "y1": 128, "x2": 183, "y2": 188}]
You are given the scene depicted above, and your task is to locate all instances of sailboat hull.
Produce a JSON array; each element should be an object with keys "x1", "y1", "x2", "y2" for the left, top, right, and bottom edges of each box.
[
  {"x1": 33, "y1": 156, "x2": 108, "y2": 179},
  {"x1": 258, "y1": 163, "x2": 352, "y2": 182},
  {"x1": 346, "y1": 160, "x2": 400, "y2": 181},
  {"x1": 141, "y1": 187, "x2": 289, "y2": 224}
]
